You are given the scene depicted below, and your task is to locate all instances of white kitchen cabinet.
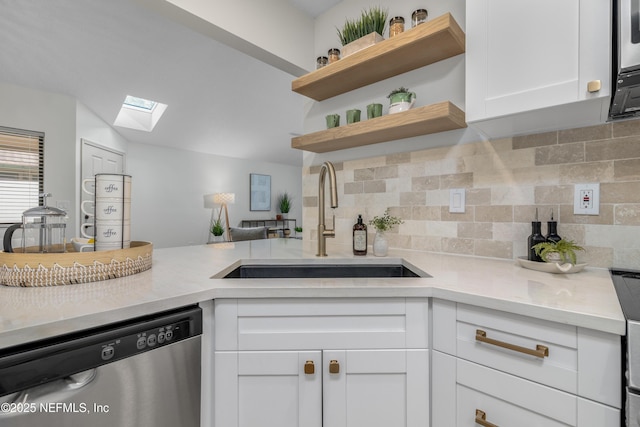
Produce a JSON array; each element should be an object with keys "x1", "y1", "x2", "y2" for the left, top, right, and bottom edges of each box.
[
  {"x1": 431, "y1": 300, "x2": 621, "y2": 426},
  {"x1": 466, "y1": 0, "x2": 611, "y2": 137},
  {"x1": 214, "y1": 298, "x2": 430, "y2": 427}
]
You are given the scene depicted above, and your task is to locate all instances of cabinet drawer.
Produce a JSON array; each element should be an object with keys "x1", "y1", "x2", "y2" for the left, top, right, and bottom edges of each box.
[
  {"x1": 456, "y1": 304, "x2": 578, "y2": 394},
  {"x1": 456, "y1": 359, "x2": 619, "y2": 427},
  {"x1": 215, "y1": 298, "x2": 429, "y2": 350}
]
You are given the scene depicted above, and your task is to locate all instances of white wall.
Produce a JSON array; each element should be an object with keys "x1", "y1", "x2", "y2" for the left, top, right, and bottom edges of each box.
[
  {"x1": 0, "y1": 83, "x2": 77, "y2": 231},
  {"x1": 144, "y1": 0, "x2": 315, "y2": 75},
  {"x1": 127, "y1": 141, "x2": 302, "y2": 248}
]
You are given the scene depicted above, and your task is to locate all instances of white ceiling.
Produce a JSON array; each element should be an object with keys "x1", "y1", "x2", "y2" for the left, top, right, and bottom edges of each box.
[{"x1": 0, "y1": 0, "x2": 338, "y2": 167}]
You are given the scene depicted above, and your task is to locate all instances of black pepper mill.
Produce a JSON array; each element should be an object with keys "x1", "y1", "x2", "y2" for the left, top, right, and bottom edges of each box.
[
  {"x1": 546, "y1": 209, "x2": 561, "y2": 243},
  {"x1": 528, "y1": 208, "x2": 546, "y2": 262}
]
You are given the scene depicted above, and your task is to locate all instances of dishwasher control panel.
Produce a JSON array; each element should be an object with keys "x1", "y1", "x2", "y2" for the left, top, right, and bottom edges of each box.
[
  {"x1": 0, "y1": 305, "x2": 202, "y2": 397},
  {"x1": 98, "y1": 311, "x2": 199, "y2": 363}
]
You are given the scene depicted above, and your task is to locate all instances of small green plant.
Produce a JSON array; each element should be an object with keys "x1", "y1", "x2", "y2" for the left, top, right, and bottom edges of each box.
[
  {"x1": 277, "y1": 192, "x2": 292, "y2": 214},
  {"x1": 295, "y1": 226, "x2": 303, "y2": 233},
  {"x1": 387, "y1": 87, "x2": 411, "y2": 98},
  {"x1": 337, "y1": 6, "x2": 388, "y2": 46},
  {"x1": 532, "y1": 239, "x2": 585, "y2": 264},
  {"x1": 369, "y1": 208, "x2": 403, "y2": 232},
  {"x1": 210, "y1": 219, "x2": 224, "y2": 236}
]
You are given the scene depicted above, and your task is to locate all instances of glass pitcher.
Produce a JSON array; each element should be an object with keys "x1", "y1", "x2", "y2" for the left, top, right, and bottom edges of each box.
[{"x1": 21, "y1": 193, "x2": 68, "y2": 253}]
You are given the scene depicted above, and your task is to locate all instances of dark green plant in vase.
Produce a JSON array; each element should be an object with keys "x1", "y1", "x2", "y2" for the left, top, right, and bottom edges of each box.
[
  {"x1": 277, "y1": 192, "x2": 292, "y2": 217},
  {"x1": 532, "y1": 239, "x2": 585, "y2": 264},
  {"x1": 337, "y1": 6, "x2": 388, "y2": 45}
]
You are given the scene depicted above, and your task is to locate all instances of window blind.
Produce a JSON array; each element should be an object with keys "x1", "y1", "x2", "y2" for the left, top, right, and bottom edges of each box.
[{"x1": 0, "y1": 127, "x2": 44, "y2": 224}]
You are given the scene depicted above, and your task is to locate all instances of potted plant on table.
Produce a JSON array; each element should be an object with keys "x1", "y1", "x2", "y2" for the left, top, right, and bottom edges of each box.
[
  {"x1": 337, "y1": 6, "x2": 388, "y2": 57},
  {"x1": 532, "y1": 239, "x2": 585, "y2": 264},
  {"x1": 277, "y1": 192, "x2": 292, "y2": 220},
  {"x1": 210, "y1": 218, "x2": 225, "y2": 243},
  {"x1": 369, "y1": 208, "x2": 403, "y2": 256}
]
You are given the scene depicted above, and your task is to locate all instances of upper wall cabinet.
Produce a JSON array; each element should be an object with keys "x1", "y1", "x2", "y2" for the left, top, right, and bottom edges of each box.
[{"x1": 466, "y1": 0, "x2": 611, "y2": 137}]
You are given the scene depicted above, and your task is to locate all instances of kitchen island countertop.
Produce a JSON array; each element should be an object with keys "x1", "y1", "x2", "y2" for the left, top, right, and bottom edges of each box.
[{"x1": 0, "y1": 238, "x2": 625, "y2": 349}]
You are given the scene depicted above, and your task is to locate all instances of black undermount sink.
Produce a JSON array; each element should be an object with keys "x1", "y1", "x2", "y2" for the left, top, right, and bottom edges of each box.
[{"x1": 222, "y1": 263, "x2": 426, "y2": 279}]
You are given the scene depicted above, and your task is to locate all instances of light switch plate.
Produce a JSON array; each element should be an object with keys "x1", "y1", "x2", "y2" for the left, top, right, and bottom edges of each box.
[
  {"x1": 449, "y1": 188, "x2": 465, "y2": 213},
  {"x1": 574, "y1": 183, "x2": 599, "y2": 215}
]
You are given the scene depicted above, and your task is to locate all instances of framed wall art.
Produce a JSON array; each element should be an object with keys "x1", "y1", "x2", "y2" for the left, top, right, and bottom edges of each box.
[{"x1": 250, "y1": 173, "x2": 271, "y2": 211}]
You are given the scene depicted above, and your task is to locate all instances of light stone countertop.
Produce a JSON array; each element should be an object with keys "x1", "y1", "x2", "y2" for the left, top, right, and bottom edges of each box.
[{"x1": 0, "y1": 238, "x2": 625, "y2": 349}]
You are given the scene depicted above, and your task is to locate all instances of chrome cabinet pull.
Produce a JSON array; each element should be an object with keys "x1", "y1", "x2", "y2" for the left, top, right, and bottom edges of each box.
[
  {"x1": 329, "y1": 360, "x2": 340, "y2": 374},
  {"x1": 476, "y1": 329, "x2": 549, "y2": 358},
  {"x1": 304, "y1": 360, "x2": 315, "y2": 375},
  {"x1": 475, "y1": 409, "x2": 499, "y2": 427}
]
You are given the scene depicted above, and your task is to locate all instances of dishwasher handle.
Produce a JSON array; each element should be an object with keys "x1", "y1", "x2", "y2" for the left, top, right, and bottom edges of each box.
[{"x1": 1, "y1": 369, "x2": 97, "y2": 409}]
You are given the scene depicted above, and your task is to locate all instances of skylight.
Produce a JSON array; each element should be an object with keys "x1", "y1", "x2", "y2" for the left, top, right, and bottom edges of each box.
[
  {"x1": 123, "y1": 95, "x2": 157, "y2": 111},
  {"x1": 114, "y1": 95, "x2": 167, "y2": 132}
]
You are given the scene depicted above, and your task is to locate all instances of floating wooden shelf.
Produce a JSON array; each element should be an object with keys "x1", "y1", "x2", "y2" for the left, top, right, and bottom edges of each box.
[
  {"x1": 292, "y1": 13, "x2": 465, "y2": 101},
  {"x1": 291, "y1": 102, "x2": 466, "y2": 153}
]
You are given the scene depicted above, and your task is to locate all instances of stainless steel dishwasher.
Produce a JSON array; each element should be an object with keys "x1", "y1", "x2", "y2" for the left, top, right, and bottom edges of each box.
[{"x1": 0, "y1": 305, "x2": 202, "y2": 427}]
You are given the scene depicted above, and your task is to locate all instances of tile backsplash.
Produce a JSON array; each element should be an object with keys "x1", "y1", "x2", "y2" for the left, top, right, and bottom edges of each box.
[{"x1": 302, "y1": 120, "x2": 640, "y2": 269}]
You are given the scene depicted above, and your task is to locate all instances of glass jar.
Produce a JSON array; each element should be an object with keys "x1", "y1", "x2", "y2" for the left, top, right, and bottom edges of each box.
[
  {"x1": 316, "y1": 56, "x2": 328, "y2": 69},
  {"x1": 412, "y1": 9, "x2": 428, "y2": 27},
  {"x1": 389, "y1": 16, "x2": 405, "y2": 37},
  {"x1": 328, "y1": 48, "x2": 340, "y2": 64}
]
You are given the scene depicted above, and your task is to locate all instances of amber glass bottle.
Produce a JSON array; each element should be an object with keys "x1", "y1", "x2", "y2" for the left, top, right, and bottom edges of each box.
[{"x1": 353, "y1": 214, "x2": 367, "y2": 256}]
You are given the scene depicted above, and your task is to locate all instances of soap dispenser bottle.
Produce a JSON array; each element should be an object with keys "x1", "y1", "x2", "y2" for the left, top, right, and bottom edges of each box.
[
  {"x1": 545, "y1": 209, "x2": 561, "y2": 243},
  {"x1": 528, "y1": 208, "x2": 546, "y2": 262},
  {"x1": 353, "y1": 214, "x2": 367, "y2": 256}
]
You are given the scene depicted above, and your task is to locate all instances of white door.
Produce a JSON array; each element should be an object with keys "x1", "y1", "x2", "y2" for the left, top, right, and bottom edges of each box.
[
  {"x1": 80, "y1": 139, "x2": 125, "y2": 234},
  {"x1": 323, "y1": 349, "x2": 429, "y2": 427},
  {"x1": 215, "y1": 351, "x2": 322, "y2": 427}
]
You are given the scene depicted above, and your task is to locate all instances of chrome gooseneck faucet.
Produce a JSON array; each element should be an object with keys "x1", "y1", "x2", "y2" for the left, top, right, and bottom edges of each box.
[{"x1": 317, "y1": 161, "x2": 338, "y2": 257}]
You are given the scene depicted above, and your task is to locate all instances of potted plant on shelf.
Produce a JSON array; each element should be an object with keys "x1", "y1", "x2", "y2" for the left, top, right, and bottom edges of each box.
[
  {"x1": 387, "y1": 87, "x2": 416, "y2": 114},
  {"x1": 277, "y1": 192, "x2": 292, "y2": 219},
  {"x1": 210, "y1": 218, "x2": 225, "y2": 243},
  {"x1": 337, "y1": 6, "x2": 388, "y2": 57},
  {"x1": 369, "y1": 208, "x2": 403, "y2": 256},
  {"x1": 532, "y1": 239, "x2": 585, "y2": 264}
]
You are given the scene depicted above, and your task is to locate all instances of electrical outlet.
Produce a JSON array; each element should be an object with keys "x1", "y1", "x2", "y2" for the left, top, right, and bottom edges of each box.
[
  {"x1": 449, "y1": 188, "x2": 465, "y2": 213},
  {"x1": 574, "y1": 183, "x2": 599, "y2": 215}
]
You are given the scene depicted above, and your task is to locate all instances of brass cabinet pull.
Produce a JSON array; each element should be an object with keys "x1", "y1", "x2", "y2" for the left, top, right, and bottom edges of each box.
[
  {"x1": 475, "y1": 329, "x2": 549, "y2": 358},
  {"x1": 329, "y1": 360, "x2": 340, "y2": 374},
  {"x1": 304, "y1": 360, "x2": 315, "y2": 375},
  {"x1": 587, "y1": 80, "x2": 601, "y2": 93},
  {"x1": 475, "y1": 409, "x2": 499, "y2": 427}
]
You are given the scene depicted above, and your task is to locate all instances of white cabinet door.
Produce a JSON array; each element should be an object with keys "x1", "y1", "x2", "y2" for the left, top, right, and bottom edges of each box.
[
  {"x1": 323, "y1": 349, "x2": 429, "y2": 427},
  {"x1": 216, "y1": 349, "x2": 429, "y2": 427},
  {"x1": 215, "y1": 351, "x2": 322, "y2": 427},
  {"x1": 466, "y1": 0, "x2": 610, "y2": 123}
]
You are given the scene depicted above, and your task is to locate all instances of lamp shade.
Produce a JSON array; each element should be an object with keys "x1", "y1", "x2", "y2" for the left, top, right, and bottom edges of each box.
[{"x1": 213, "y1": 193, "x2": 235, "y2": 204}]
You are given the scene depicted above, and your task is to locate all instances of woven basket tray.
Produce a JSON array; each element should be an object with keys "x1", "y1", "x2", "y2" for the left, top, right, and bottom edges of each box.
[{"x1": 0, "y1": 241, "x2": 152, "y2": 287}]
